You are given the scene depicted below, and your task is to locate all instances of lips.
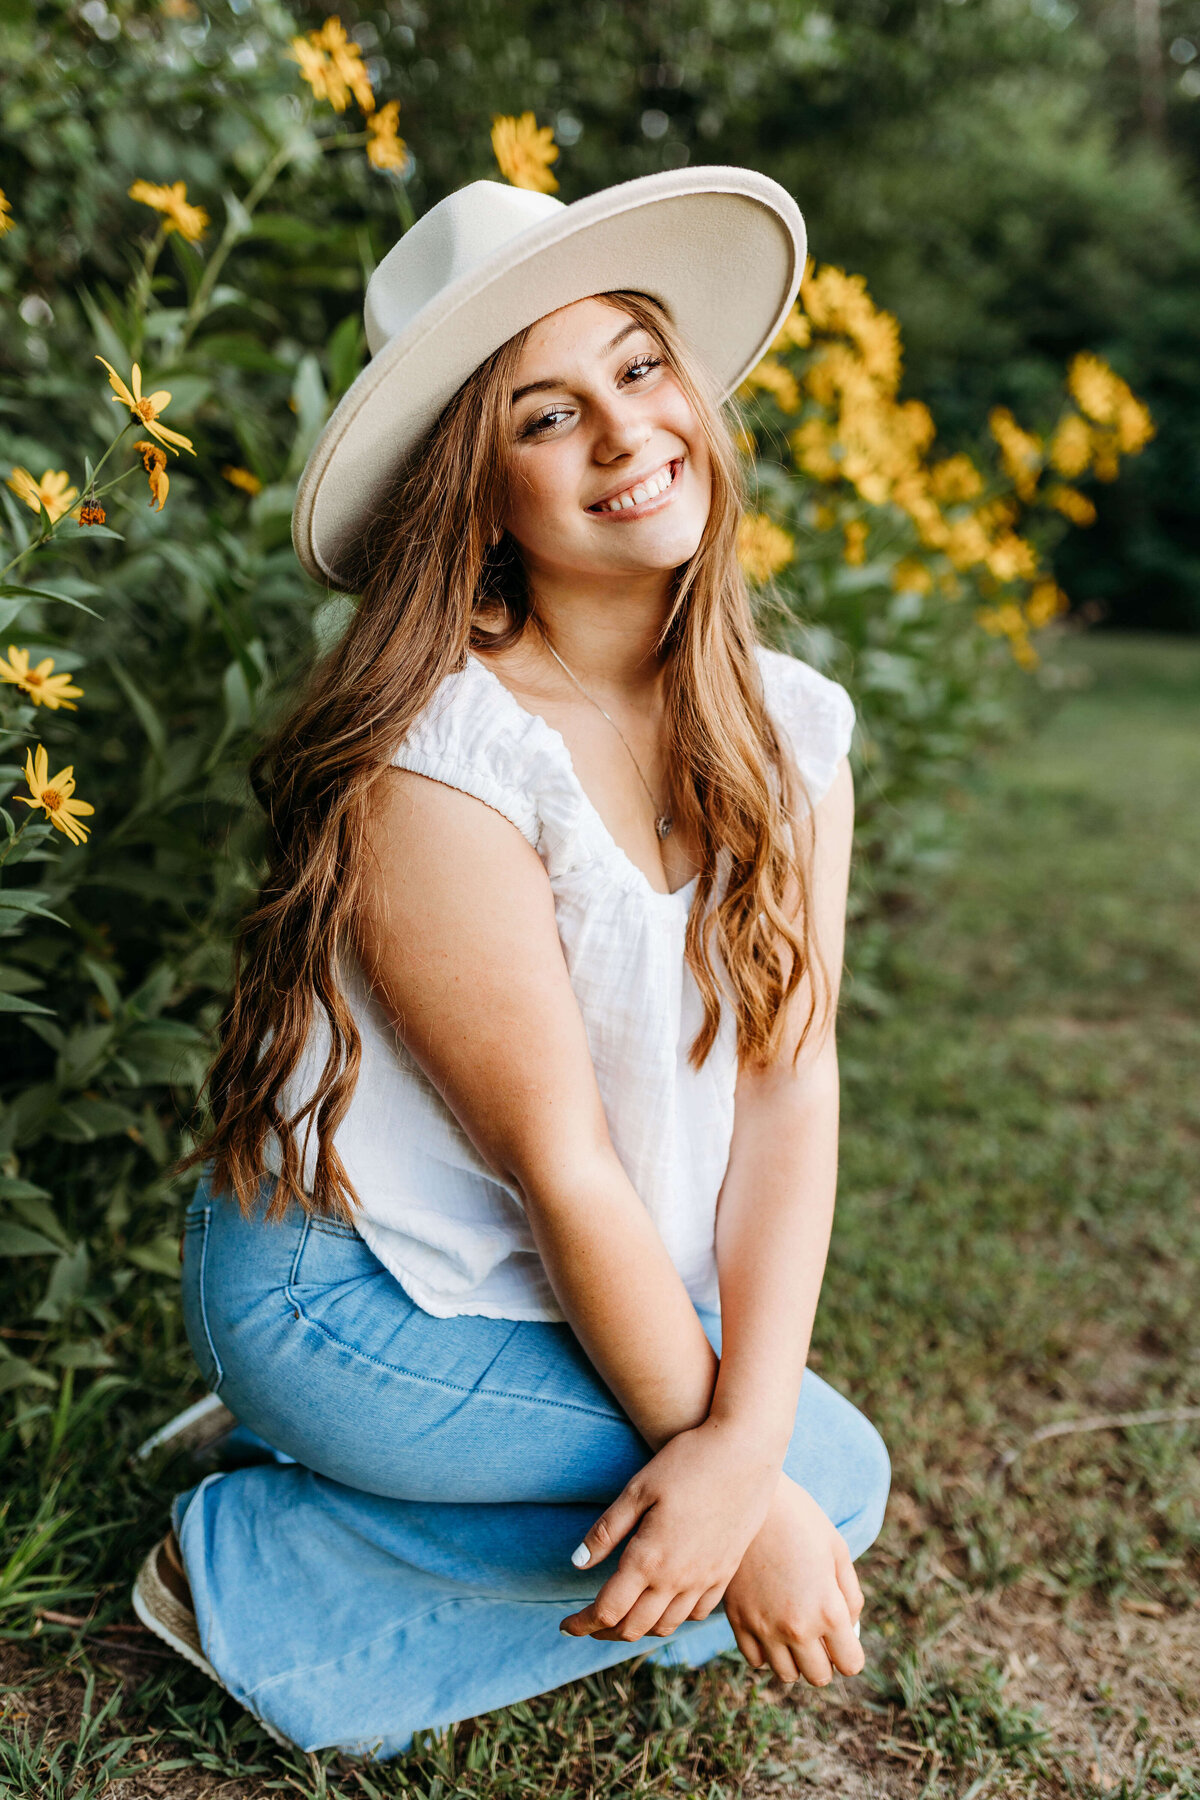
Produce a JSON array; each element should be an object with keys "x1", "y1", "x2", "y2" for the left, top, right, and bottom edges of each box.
[{"x1": 587, "y1": 457, "x2": 682, "y2": 515}]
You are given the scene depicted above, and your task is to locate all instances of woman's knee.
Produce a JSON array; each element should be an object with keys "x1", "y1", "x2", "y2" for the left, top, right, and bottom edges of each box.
[{"x1": 784, "y1": 1372, "x2": 891, "y2": 1558}]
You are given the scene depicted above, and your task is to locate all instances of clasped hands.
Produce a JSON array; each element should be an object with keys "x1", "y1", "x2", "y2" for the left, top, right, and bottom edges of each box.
[{"x1": 558, "y1": 1416, "x2": 865, "y2": 1687}]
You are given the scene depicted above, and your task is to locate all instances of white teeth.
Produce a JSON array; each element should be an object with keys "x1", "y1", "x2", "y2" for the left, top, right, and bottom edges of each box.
[{"x1": 598, "y1": 461, "x2": 675, "y2": 513}]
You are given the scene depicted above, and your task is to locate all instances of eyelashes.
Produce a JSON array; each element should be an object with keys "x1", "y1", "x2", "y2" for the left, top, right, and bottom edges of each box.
[{"x1": 519, "y1": 354, "x2": 664, "y2": 440}]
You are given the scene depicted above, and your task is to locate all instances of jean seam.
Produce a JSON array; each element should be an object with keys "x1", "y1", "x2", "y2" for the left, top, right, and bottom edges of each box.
[
  {"x1": 193, "y1": 1205, "x2": 225, "y2": 1393},
  {"x1": 280, "y1": 1284, "x2": 625, "y2": 1422}
]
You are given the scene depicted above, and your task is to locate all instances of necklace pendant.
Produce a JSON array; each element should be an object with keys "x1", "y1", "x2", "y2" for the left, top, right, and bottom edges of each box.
[{"x1": 655, "y1": 815, "x2": 674, "y2": 841}]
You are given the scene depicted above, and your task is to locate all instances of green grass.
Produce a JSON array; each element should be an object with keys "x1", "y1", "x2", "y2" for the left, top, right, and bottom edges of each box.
[{"x1": 2, "y1": 630, "x2": 1198, "y2": 1798}]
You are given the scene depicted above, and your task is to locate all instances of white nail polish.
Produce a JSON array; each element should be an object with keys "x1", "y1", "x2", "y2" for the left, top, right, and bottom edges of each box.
[
  {"x1": 853, "y1": 1619, "x2": 861, "y2": 1639},
  {"x1": 570, "y1": 1542, "x2": 591, "y2": 1568}
]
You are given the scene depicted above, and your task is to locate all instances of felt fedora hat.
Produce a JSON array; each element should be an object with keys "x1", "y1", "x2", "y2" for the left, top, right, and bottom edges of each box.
[{"x1": 292, "y1": 164, "x2": 806, "y2": 590}]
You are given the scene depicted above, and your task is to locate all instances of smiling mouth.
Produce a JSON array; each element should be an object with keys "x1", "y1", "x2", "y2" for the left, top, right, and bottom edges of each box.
[{"x1": 587, "y1": 458, "x2": 683, "y2": 518}]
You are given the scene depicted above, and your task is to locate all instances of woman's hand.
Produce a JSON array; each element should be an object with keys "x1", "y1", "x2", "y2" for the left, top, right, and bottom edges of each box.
[
  {"x1": 723, "y1": 1474, "x2": 864, "y2": 1686},
  {"x1": 558, "y1": 1417, "x2": 784, "y2": 1644}
]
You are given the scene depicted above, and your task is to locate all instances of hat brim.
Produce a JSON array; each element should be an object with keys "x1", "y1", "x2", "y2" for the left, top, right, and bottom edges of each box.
[{"x1": 292, "y1": 165, "x2": 806, "y2": 589}]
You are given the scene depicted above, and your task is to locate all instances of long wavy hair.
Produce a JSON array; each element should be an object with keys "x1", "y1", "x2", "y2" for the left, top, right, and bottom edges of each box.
[{"x1": 185, "y1": 289, "x2": 829, "y2": 1220}]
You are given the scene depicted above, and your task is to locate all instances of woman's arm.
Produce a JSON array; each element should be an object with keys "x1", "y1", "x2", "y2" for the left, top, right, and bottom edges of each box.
[
  {"x1": 709, "y1": 755, "x2": 855, "y2": 1453},
  {"x1": 356, "y1": 768, "x2": 721, "y2": 1451}
]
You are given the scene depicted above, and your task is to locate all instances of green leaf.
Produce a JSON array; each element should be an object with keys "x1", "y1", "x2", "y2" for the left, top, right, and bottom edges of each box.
[
  {"x1": 33, "y1": 1242, "x2": 90, "y2": 1321},
  {"x1": 0, "y1": 584, "x2": 102, "y2": 618},
  {"x1": 0, "y1": 1359, "x2": 57, "y2": 1395},
  {"x1": 49, "y1": 1342, "x2": 117, "y2": 1369},
  {"x1": 126, "y1": 1236, "x2": 183, "y2": 1277},
  {"x1": 0, "y1": 1221, "x2": 64, "y2": 1256},
  {"x1": 6, "y1": 1194, "x2": 70, "y2": 1248},
  {"x1": 106, "y1": 658, "x2": 167, "y2": 761},
  {"x1": 0, "y1": 891, "x2": 69, "y2": 927},
  {"x1": 0, "y1": 991, "x2": 54, "y2": 1014},
  {"x1": 47, "y1": 1097, "x2": 139, "y2": 1142}
]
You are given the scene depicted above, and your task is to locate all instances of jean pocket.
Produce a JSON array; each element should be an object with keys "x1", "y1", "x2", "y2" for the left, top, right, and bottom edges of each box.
[{"x1": 180, "y1": 1204, "x2": 225, "y2": 1393}]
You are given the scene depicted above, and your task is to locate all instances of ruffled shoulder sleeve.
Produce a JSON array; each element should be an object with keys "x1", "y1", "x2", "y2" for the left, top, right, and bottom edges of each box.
[
  {"x1": 390, "y1": 654, "x2": 584, "y2": 871},
  {"x1": 755, "y1": 645, "x2": 855, "y2": 809}
]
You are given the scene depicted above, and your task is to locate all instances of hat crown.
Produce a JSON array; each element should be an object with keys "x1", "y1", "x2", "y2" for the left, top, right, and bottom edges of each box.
[{"x1": 364, "y1": 181, "x2": 566, "y2": 356}]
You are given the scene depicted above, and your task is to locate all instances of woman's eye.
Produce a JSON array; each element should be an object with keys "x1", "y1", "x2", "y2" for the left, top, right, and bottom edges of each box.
[
  {"x1": 623, "y1": 354, "x2": 663, "y2": 383},
  {"x1": 521, "y1": 407, "x2": 571, "y2": 439}
]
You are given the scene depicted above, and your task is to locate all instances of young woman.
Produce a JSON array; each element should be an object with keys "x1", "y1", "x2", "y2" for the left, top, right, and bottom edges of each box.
[{"x1": 133, "y1": 167, "x2": 891, "y2": 1758}]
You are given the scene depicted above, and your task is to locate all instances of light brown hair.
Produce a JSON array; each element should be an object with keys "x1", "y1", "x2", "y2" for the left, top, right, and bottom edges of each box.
[{"x1": 185, "y1": 290, "x2": 827, "y2": 1220}]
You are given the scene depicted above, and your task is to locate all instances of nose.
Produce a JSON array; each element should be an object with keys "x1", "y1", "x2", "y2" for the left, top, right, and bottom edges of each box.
[{"x1": 591, "y1": 394, "x2": 653, "y2": 465}]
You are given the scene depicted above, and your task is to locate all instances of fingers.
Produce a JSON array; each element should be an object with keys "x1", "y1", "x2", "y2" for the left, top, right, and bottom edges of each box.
[
  {"x1": 645, "y1": 1588, "x2": 705, "y2": 1639},
  {"x1": 835, "y1": 1540, "x2": 864, "y2": 1622},
  {"x1": 690, "y1": 1582, "x2": 726, "y2": 1622},
  {"x1": 793, "y1": 1637, "x2": 834, "y2": 1687},
  {"x1": 733, "y1": 1626, "x2": 766, "y2": 1669},
  {"x1": 568, "y1": 1481, "x2": 649, "y2": 1574},
  {"x1": 822, "y1": 1613, "x2": 866, "y2": 1678}
]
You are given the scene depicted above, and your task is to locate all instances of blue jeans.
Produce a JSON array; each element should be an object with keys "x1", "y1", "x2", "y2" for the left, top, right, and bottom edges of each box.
[{"x1": 175, "y1": 1169, "x2": 891, "y2": 1757}]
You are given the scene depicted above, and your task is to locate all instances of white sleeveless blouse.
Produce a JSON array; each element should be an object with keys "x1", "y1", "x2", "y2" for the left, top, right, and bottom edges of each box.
[{"x1": 271, "y1": 645, "x2": 854, "y2": 1322}]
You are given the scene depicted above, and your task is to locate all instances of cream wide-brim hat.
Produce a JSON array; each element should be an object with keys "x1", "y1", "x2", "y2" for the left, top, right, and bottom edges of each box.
[{"x1": 292, "y1": 164, "x2": 806, "y2": 590}]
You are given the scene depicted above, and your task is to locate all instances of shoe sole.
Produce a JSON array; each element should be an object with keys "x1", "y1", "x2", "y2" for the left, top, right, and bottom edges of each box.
[
  {"x1": 133, "y1": 1393, "x2": 237, "y2": 1463},
  {"x1": 132, "y1": 1542, "x2": 293, "y2": 1751}
]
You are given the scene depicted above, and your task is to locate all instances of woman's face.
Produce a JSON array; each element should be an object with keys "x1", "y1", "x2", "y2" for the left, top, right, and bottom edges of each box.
[{"x1": 500, "y1": 297, "x2": 712, "y2": 586}]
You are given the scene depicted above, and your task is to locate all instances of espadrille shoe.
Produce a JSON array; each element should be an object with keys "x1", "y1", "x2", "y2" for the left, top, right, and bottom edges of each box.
[
  {"x1": 133, "y1": 1393, "x2": 237, "y2": 1463},
  {"x1": 132, "y1": 1530, "x2": 293, "y2": 1750}
]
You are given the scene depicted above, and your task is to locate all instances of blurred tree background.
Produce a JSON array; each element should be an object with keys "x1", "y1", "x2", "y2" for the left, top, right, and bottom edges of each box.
[{"x1": 4, "y1": 0, "x2": 1198, "y2": 628}]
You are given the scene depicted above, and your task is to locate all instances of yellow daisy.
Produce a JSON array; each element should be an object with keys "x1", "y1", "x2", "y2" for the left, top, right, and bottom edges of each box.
[
  {"x1": 15, "y1": 745, "x2": 95, "y2": 845},
  {"x1": 491, "y1": 113, "x2": 559, "y2": 193},
  {"x1": 128, "y1": 179, "x2": 209, "y2": 243},
  {"x1": 0, "y1": 647, "x2": 84, "y2": 710},
  {"x1": 737, "y1": 513, "x2": 795, "y2": 584},
  {"x1": 315, "y1": 16, "x2": 375, "y2": 112},
  {"x1": 95, "y1": 357, "x2": 195, "y2": 455},
  {"x1": 0, "y1": 188, "x2": 13, "y2": 236},
  {"x1": 5, "y1": 467, "x2": 79, "y2": 523},
  {"x1": 367, "y1": 100, "x2": 409, "y2": 172}
]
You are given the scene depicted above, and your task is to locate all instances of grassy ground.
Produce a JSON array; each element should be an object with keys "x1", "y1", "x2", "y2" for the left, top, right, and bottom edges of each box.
[{"x1": 2, "y1": 630, "x2": 1197, "y2": 1798}]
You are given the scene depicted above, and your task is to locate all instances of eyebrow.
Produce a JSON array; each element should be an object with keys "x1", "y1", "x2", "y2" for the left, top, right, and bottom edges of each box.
[{"x1": 510, "y1": 321, "x2": 646, "y2": 407}]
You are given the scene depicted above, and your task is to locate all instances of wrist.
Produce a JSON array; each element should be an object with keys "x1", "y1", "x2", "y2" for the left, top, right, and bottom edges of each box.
[{"x1": 700, "y1": 1405, "x2": 790, "y2": 1473}]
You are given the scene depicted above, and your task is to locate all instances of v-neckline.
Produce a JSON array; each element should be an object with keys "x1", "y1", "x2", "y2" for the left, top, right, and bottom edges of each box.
[{"x1": 467, "y1": 652, "x2": 700, "y2": 904}]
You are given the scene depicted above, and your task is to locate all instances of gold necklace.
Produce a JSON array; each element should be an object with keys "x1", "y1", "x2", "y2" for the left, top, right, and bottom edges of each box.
[{"x1": 536, "y1": 627, "x2": 674, "y2": 841}]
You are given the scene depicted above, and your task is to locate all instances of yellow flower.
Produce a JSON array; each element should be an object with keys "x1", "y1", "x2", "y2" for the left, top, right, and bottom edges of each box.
[
  {"x1": 14, "y1": 745, "x2": 95, "y2": 845},
  {"x1": 222, "y1": 465, "x2": 262, "y2": 496},
  {"x1": 1047, "y1": 483, "x2": 1096, "y2": 527},
  {"x1": 367, "y1": 100, "x2": 409, "y2": 172},
  {"x1": 988, "y1": 408, "x2": 1042, "y2": 502},
  {"x1": 1048, "y1": 413, "x2": 1092, "y2": 480},
  {"x1": 1114, "y1": 392, "x2": 1154, "y2": 456},
  {"x1": 316, "y1": 16, "x2": 375, "y2": 111},
  {"x1": 738, "y1": 356, "x2": 801, "y2": 414},
  {"x1": 1025, "y1": 580, "x2": 1069, "y2": 629},
  {"x1": 96, "y1": 357, "x2": 195, "y2": 456},
  {"x1": 842, "y1": 519, "x2": 868, "y2": 566},
  {"x1": 159, "y1": 0, "x2": 197, "y2": 17},
  {"x1": 0, "y1": 646, "x2": 84, "y2": 710},
  {"x1": 290, "y1": 36, "x2": 338, "y2": 103},
  {"x1": 737, "y1": 513, "x2": 794, "y2": 584},
  {"x1": 929, "y1": 455, "x2": 983, "y2": 505},
  {"x1": 1068, "y1": 352, "x2": 1121, "y2": 425},
  {"x1": 891, "y1": 557, "x2": 933, "y2": 595},
  {"x1": 769, "y1": 303, "x2": 811, "y2": 354},
  {"x1": 0, "y1": 188, "x2": 13, "y2": 236},
  {"x1": 5, "y1": 466, "x2": 78, "y2": 524},
  {"x1": 984, "y1": 531, "x2": 1039, "y2": 585},
  {"x1": 134, "y1": 440, "x2": 170, "y2": 511},
  {"x1": 491, "y1": 112, "x2": 559, "y2": 193},
  {"x1": 290, "y1": 18, "x2": 374, "y2": 113},
  {"x1": 128, "y1": 179, "x2": 209, "y2": 243}
]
